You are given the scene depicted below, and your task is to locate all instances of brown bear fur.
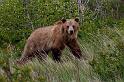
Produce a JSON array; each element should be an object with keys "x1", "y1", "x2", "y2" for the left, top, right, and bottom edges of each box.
[{"x1": 17, "y1": 18, "x2": 85, "y2": 64}]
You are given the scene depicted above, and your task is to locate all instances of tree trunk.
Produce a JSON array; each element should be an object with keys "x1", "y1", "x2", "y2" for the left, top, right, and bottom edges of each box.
[
  {"x1": 77, "y1": 0, "x2": 85, "y2": 25},
  {"x1": 23, "y1": 0, "x2": 34, "y2": 30}
]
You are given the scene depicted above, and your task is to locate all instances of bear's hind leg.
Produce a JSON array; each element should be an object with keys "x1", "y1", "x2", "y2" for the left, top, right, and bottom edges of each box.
[
  {"x1": 35, "y1": 50, "x2": 48, "y2": 62},
  {"x1": 16, "y1": 54, "x2": 34, "y2": 65},
  {"x1": 51, "y1": 49, "x2": 61, "y2": 62}
]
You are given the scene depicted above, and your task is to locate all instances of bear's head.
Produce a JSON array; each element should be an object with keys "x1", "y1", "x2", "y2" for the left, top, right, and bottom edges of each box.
[{"x1": 61, "y1": 18, "x2": 80, "y2": 38}]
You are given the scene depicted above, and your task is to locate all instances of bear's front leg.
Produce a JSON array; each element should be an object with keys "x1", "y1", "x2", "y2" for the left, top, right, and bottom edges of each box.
[
  {"x1": 66, "y1": 39, "x2": 86, "y2": 60},
  {"x1": 51, "y1": 49, "x2": 62, "y2": 62}
]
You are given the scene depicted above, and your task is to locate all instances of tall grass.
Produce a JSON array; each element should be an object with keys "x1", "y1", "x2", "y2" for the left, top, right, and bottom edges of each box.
[{"x1": 0, "y1": 51, "x2": 100, "y2": 82}]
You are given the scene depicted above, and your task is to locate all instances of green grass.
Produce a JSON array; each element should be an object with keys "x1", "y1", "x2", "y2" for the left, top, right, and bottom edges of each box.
[{"x1": 0, "y1": 57, "x2": 101, "y2": 82}]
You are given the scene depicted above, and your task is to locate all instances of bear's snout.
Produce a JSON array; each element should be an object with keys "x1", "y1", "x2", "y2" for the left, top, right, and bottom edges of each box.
[
  {"x1": 68, "y1": 26, "x2": 74, "y2": 35},
  {"x1": 70, "y1": 30, "x2": 74, "y2": 35}
]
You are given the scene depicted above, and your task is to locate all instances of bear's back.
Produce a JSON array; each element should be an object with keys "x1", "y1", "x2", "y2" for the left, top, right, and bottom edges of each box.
[
  {"x1": 26, "y1": 25, "x2": 57, "y2": 51},
  {"x1": 29, "y1": 26, "x2": 53, "y2": 40}
]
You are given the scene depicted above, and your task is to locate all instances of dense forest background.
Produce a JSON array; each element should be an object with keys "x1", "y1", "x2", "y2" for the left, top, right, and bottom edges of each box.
[{"x1": 0, "y1": 0, "x2": 124, "y2": 82}]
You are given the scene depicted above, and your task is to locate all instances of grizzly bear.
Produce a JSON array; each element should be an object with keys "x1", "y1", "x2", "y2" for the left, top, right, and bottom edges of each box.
[{"x1": 17, "y1": 18, "x2": 85, "y2": 64}]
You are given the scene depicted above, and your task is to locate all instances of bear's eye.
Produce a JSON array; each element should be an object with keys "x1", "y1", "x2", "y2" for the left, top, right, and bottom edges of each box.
[
  {"x1": 67, "y1": 26, "x2": 69, "y2": 28},
  {"x1": 72, "y1": 25, "x2": 75, "y2": 28}
]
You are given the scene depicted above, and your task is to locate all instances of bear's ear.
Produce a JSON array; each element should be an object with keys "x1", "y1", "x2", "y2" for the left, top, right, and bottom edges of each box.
[
  {"x1": 61, "y1": 18, "x2": 66, "y2": 23},
  {"x1": 75, "y1": 18, "x2": 79, "y2": 22}
]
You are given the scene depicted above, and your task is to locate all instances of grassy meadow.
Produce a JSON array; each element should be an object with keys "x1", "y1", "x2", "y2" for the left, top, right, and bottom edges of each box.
[{"x1": 0, "y1": 0, "x2": 124, "y2": 82}]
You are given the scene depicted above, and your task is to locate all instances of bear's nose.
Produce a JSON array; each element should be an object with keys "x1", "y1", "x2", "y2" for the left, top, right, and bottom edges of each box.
[
  {"x1": 68, "y1": 26, "x2": 74, "y2": 35},
  {"x1": 70, "y1": 30, "x2": 74, "y2": 35}
]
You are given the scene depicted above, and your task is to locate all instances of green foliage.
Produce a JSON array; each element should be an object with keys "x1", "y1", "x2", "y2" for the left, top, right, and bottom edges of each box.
[{"x1": 82, "y1": 20, "x2": 124, "y2": 81}]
